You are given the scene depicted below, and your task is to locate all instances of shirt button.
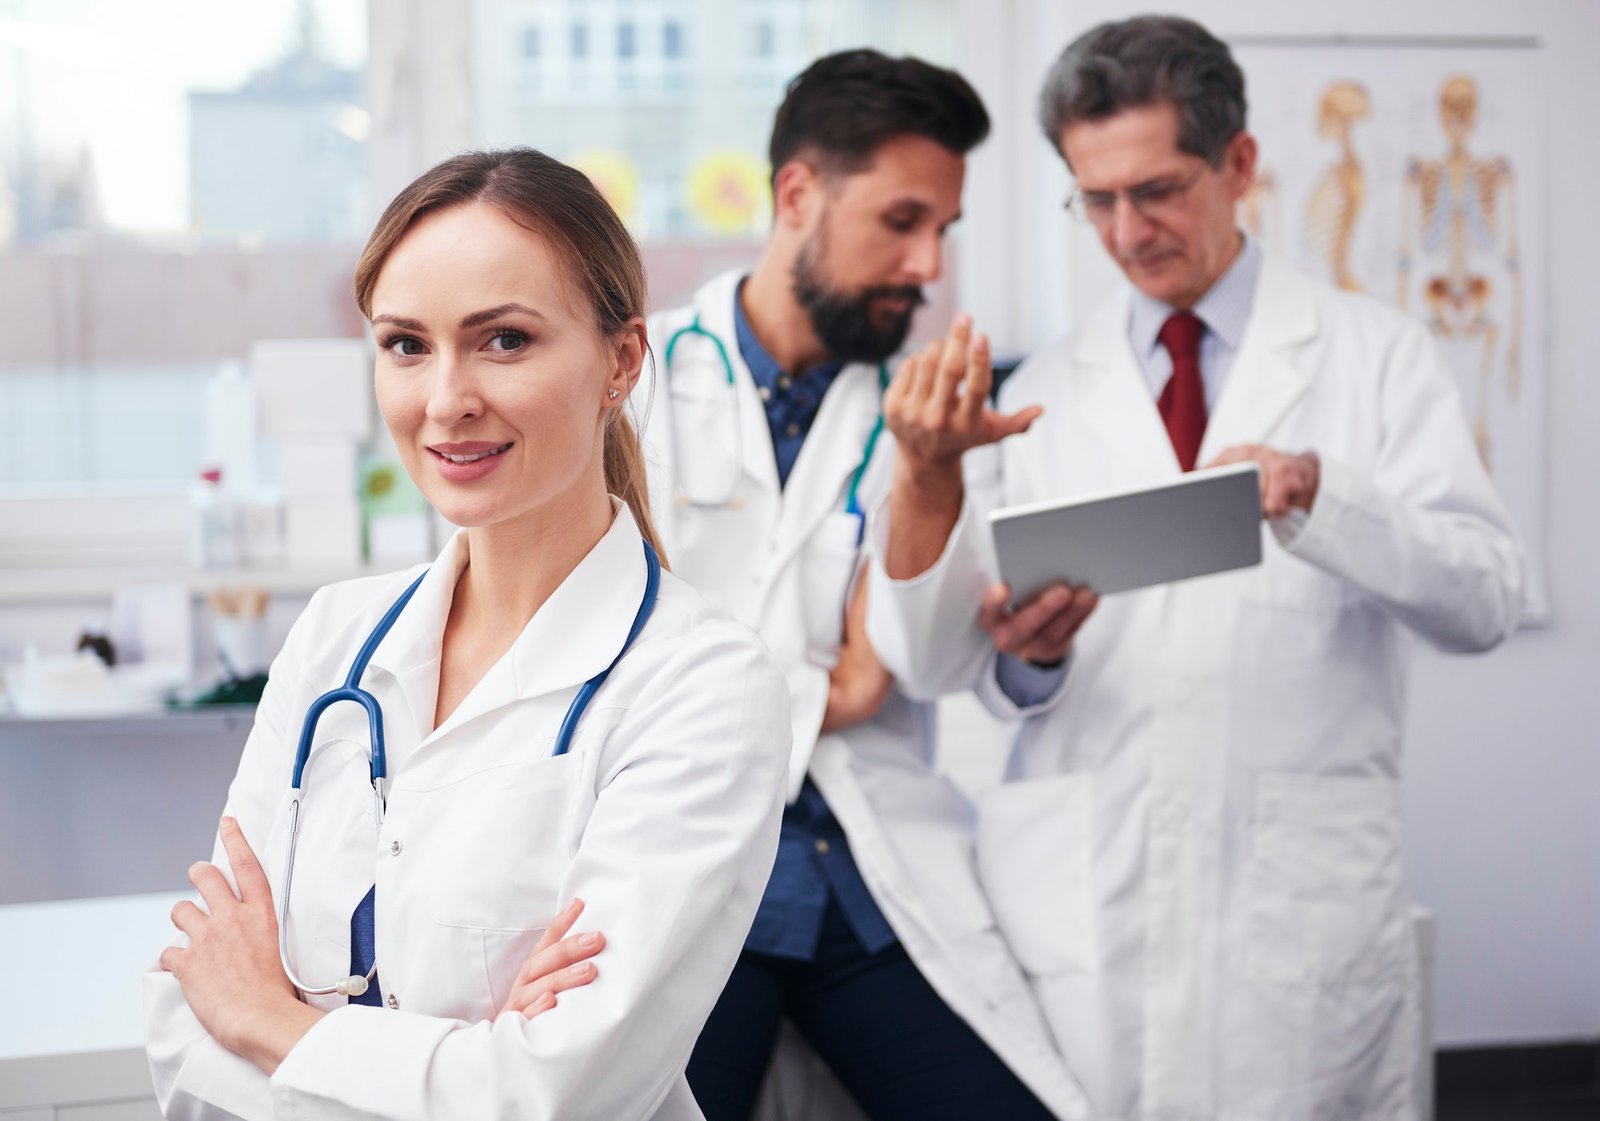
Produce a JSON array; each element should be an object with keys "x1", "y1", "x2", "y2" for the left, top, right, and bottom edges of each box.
[
  {"x1": 815, "y1": 839, "x2": 830, "y2": 854},
  {"x1": 785, "y1": 422, "x2": 801, "y2": 438},
  {"x1": 389, "y1": 839, "x2": 403, "y2": 856},
  {"x1": 758, "y1": 385, "x2": 772, "y2": 402},
  {"x1": 777, "y1": 376, "x2": 792, "y2": 391},
  {"x1": 386, "y1": 993, "x2": 399, "y2": 1010}
]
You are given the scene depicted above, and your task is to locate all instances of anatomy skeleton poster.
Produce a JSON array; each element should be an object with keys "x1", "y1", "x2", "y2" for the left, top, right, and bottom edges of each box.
[{"x1": 1232, "y1": 38, "x2": 1548, "y2": 620}]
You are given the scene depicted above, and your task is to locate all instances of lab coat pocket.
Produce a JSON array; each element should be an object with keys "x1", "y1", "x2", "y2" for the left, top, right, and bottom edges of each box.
[
  {"x1": 802, "y1": 511, "x2": 864, "y2": 666},
  {"x1": 670, "y1": 385, "x2": 745, "y2": 507},
  {"x1": 1245, "y1": 772, "x2": 1407, "y2": 985},
  {"x1": 976, "y1": 773, "x2": 1097, "y2": 976},
  {"x1": 419, "y1": 752, "x2": 591, "y2": 932}
]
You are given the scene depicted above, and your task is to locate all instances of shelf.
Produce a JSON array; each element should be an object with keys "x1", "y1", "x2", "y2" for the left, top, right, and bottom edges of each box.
[{"x1": 0, "y1": 562, "x2": 390, "y2": 604}]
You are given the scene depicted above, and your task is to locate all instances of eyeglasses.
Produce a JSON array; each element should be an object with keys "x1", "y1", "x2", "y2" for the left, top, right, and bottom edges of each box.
[{"x1": 1064, "y1": 167, "x2": 1206, "y2": 225}]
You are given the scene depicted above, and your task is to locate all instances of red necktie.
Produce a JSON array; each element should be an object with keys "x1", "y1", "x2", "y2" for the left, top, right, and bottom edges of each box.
[{"x1": 1157, "y1": 311, "x2": 1206, "y2": 472}]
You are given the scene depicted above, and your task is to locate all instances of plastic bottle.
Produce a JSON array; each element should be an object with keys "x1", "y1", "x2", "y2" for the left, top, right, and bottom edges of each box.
[{"x1": 190, "y1": 466, "x2": 243, "y2": 571}]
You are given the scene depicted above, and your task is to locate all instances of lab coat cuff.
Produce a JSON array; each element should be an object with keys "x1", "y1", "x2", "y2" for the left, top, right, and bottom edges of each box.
[
  {"x1": 1271, "y1": 454, "x2": 1356, "y2": 563},
  {"x1": 271, "y1": 1005, "x2": 452, "y2": 1119},
  {"x1": 863, "y1": 492, "x2": 994, "y2": 699},
  {"x1": 864, "y1": 489, "x2": 977, "y2": 591}
]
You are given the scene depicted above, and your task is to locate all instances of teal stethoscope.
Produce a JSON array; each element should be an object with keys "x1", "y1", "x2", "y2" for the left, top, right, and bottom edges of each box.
[
  {"x1": 662, "y1": 314, "x2": 888, "y2": 536},
  {"x1": 275, "y1": 540, "x2": 662, "y2": 998}
]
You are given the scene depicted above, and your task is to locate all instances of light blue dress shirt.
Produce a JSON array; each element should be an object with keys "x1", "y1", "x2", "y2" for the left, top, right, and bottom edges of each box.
[{"x1": 994, "y1": 236, "x2": 1263, "y2": 707}]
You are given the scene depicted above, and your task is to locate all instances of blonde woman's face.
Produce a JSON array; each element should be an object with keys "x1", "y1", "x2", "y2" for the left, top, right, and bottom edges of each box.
[{"x1": 370, "y1": 202, "x2": 621, "y2": 530}]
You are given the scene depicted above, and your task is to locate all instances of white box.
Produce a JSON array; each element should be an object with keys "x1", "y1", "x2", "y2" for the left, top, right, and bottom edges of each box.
[
  {"x1": 277, "y1": 438, "x2": 360, "y2": 500},
  {"x1": 251, "y1": 338, "x2": 373, "y2": 441},
  {"x1": 369, "y1": 511, "x2": 434, "y2": 566},
  {"x1": 284, "y1": 499, "x2": 362, "y2": 568}
]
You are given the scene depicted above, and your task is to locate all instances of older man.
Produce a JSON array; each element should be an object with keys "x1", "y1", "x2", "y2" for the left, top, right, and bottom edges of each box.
[{"x1": 868, "y1": 16, "x2": 1522, "y2": 1121}]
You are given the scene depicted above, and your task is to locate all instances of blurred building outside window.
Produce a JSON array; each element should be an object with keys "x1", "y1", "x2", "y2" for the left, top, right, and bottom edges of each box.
[{"x1": 2, "y1": 0, "x2": 960, "y2": 571}]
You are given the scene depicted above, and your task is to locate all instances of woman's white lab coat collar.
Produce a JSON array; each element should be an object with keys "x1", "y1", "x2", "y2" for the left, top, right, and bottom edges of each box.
[{"x1": 363, "y1": 498, "x2": 652, "y2": 702}]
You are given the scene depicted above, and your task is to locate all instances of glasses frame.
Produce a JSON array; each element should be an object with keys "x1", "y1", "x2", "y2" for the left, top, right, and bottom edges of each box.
[{"x1": 1064, "y1": 166, "x2": 1207, "y2": 225}]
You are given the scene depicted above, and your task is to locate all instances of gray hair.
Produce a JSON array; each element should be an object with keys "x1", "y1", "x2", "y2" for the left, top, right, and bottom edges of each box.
[{"x1": 1038, "y1": 16, "x2": 1247, "y2": 167}]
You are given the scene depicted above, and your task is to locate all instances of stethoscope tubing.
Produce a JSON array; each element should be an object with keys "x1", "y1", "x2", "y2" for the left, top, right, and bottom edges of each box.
[
  {"x1": 663, "y1": 312, "x2": 888, "y2": 519},
  {"x1": 277, "y1": 540, "x2": 661, "y2": 999}
]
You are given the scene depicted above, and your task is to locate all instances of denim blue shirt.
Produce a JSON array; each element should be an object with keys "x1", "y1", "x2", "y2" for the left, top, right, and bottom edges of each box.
[
  {"x1": 732, "y1": 282, "x2": 898, "y2": 960},
  {"x1": 732, "y1": 282, "x2": 846, "y2": 488}
]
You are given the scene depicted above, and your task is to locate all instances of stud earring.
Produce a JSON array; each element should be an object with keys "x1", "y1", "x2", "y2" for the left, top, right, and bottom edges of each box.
[{"x1": 608, "y1": 388, "x2": 621, "y2": 400}]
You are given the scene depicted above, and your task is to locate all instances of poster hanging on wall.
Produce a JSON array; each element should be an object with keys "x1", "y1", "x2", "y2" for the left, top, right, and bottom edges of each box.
[{"x1": 1231, "y1": 37, "x2": 1548, "y2": 622}]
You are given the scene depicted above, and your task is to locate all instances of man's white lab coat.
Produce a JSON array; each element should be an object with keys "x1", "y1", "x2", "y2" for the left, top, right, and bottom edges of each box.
[{"x1": 866, "y1": 250, "x2": 1523, "y2": 1121}]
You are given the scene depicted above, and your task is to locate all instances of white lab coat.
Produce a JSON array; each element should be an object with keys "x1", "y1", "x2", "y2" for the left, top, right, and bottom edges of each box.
[
  {"x1": 865, "y1": 250, "x2": 1523, "y2": 1121},
  {"x1": 143, "y1": 502, "x2": 790, "y2": 1121},
  {"x1": 641, "y1": 271, "x2": 1088, "y2": 1120}
]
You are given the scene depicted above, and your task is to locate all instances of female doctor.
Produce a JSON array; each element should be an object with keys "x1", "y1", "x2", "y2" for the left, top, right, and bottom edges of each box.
[{"x1": 142, "y1": 148, "x2": 790, "y2": 1121}]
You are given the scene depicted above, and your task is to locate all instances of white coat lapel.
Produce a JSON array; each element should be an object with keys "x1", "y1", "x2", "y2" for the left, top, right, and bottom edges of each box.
[
  {"x1": 690, "y1": 272, "x2": 781, "y2": 501},
  {"x1": 412, "y1": 504, "x2": 651, "y2": 746},
  {"x1": 1196, "y1": 250, "x2": 1318, "y2": 464},
  {"x1": 1070, "y1": 292, "x2": 1182, "y2": 477},
  {"x1": 770, "y1": 362, "x2": 885, "y2": 570},
  {"x1": 363, "y1": 538, "x2": 463, "y2": 763}
]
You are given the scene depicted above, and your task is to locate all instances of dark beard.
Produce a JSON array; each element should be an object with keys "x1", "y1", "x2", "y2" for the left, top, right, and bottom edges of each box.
[{"x1": 791, "y1": 235, "x2": 925, "y2": 365}]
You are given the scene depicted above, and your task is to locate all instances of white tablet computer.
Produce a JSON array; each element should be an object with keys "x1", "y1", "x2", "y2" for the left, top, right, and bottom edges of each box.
[{"x1": 989, "y1": 461, "x2": 1263, "y2": 600}]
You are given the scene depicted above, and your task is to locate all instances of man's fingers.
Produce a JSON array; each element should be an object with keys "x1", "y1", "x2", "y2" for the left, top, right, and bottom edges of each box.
[
  {"x1": 931, "y1": 315, "x2": 973, "y2": 418},
  {"x1": 958, "y1": 331, "x2": 994, "y2": 425},
  {"x1": 976, "y1": 582, "x2": 1012, "y2": 635},
  {"x1": 991, "y1": 585, "x2": 1073, "y2": 654},
  {"x1": 1036, "y1": 589, "x2": 1099, "y2": 651},
  {"x1": 988, "y1": 404, "x2": 1043, "y2": 441},
  {"x1": 158, "y1": 945, "x2": 183, "y2": 975},
  {"x1": 1262, "y1": 463, "x2": 1292, "y2": 517},
  {"x1": 187, "y1": 860, "x2": 238, "y2": 914},
  {"x1": 218, "y1": 817, "x2": 268, "y2": 905}
]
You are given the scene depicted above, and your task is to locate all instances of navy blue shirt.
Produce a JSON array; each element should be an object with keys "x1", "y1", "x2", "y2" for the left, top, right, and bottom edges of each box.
[{"x1": 732, "y1": 283, "x2": 898, "y2": 960}]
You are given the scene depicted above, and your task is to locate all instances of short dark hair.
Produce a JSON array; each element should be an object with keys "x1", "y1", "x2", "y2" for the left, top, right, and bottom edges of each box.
[
  {"x1": 1038, "y1": 16, "x2": 1246, "y2": 167},
  {"x1": 769, "y1": 49, "x2": 990, "y2": 186}
]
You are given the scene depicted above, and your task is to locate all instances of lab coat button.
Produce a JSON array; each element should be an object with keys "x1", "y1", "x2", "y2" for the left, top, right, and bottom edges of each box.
[
  {"x1": 815, "y1": 839, "x2": 830, "y2": 854},
  {"x1": 389, "y1": 839, "x2": 403, "y2": 856},
  {"x1": 386, "y1": 993, "x2": 399, "y2": 1009}
]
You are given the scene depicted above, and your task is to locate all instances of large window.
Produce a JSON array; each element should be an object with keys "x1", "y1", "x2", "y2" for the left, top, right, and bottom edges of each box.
[
  {"x1": 474, "y1": 0, "x2": 957, "y2": 294},
  {"x1": 0, "y1": 0, "x2": 368, "y2": 493},
  {"x1": 3, "y1": 0, "x2": 965, "y2": 570}
]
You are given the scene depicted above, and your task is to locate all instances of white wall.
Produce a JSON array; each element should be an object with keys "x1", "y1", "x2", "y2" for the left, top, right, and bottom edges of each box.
[{"x1": 954, "y1": 0, "x2": 1600, "y2": 1048}]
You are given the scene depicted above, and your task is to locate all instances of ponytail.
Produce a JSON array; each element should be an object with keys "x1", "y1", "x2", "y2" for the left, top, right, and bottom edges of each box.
[{"x1": 604, "y1": 408, "x2": 668, "y2": 567}]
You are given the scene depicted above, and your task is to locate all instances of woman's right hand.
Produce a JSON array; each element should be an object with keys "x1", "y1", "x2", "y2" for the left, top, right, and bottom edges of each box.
[{"x1": 499, "y1": 897, "x2": 607, "y2": 1018}]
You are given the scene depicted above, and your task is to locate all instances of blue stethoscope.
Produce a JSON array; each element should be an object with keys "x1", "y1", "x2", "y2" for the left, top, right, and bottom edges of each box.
[
  {"x1": 663, "y1": 314, "x2": 888, "y2": 536},
  {"x1": 275, "y1": 539, "x2": 662, "y2": 998}
]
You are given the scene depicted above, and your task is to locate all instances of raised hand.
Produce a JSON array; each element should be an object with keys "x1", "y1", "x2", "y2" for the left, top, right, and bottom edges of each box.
[{"x1": 884, "y1": 314, "x2": 1043, "y2": 477}]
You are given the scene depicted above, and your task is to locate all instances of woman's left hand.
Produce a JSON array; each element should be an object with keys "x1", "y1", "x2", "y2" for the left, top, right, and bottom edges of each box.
[{"x1": 160, "y1": 816, "x2": 322, "y2": 1074}]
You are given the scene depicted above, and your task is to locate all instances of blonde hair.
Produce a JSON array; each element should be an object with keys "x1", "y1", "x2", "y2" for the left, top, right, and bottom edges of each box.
[{"x1": 355, "y1": 148, "x2": 665, "y2": 561}]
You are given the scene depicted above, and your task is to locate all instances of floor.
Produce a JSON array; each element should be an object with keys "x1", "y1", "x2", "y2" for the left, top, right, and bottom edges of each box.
[{"x1": 1438, "y1": 1091, "x2": 1600, "y2": 1120}]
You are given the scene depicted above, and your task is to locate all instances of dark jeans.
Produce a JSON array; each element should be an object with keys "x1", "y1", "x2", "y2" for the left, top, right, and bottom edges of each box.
[{"x1": 687, "y1": 897, "x2": 1056, "y2": 1121}]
